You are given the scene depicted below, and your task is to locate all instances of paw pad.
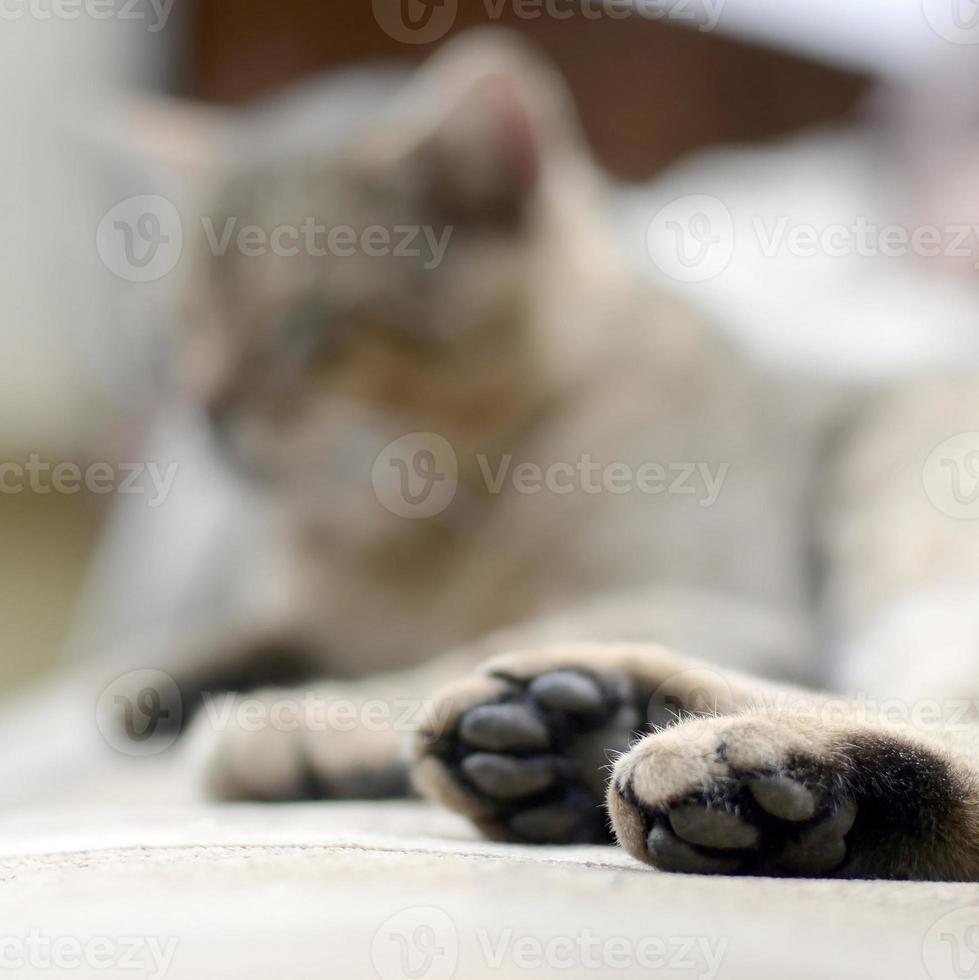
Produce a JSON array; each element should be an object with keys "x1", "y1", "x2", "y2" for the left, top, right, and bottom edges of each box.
[
  {"x1": 419, "y1": 667, "x2": 641, "y2": 844},
  {"x1": 622, "y1": 769, "x2": 858, "y2": 876}
]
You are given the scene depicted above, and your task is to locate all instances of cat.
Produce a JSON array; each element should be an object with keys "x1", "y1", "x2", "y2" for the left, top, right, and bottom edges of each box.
[{"x1": 92, "y1": 28, "x2": 979, "y2": 880}]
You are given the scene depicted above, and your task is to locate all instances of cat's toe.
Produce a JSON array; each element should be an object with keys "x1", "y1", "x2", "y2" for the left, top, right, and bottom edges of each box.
[
  {"x1": 667, "y1": 802, "x2": 760, "y2": 849},
  {"x1": 527, "y1": 670, "x2": 607, "y2": 716},
  {"x1": 644, "y1": 823, "x2": 743, "y2": 874},
  {"x1": 461, "y1": 752, "x2": 567, "y2": 798},
  {"x1": 747, "y1": 774, "x2": 818, "y2": 821},
  {"x1": 459, "y1": 703, "x2": 551, "y2": 752},
  {"x1": 773, "y1": 800, "x2": 856, "y2": 874}
]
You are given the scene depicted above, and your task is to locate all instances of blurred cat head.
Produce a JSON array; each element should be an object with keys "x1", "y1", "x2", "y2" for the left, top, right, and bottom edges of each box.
[{"x1": 133, "y1": 30, "x2": 596, "y2": 535}]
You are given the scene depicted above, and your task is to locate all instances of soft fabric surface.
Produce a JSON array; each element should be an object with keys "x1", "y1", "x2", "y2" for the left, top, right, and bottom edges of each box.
[{"x1": 0, "y1": 800, "x2": 973, "y2": 979}]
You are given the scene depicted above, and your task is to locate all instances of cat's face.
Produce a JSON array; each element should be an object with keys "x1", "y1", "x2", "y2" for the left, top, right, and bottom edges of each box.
[{"x1": 173, "y1": 32, "x2": 575, "y2": 528}]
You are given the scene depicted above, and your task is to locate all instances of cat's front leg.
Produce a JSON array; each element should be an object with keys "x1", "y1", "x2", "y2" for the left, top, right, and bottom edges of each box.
[
  {"x1": 191, "y1": 650, "x2": 491, "y2": 801},
  {"x1": 193, "y1": 682, "x2": 412, "y2": 801}
]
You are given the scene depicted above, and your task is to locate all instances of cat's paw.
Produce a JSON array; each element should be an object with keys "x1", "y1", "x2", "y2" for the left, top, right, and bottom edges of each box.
[
  {"x1": 608, "y1": 711, "x2": 971, "y2": 880},
  {"x1": 413, "y1": 648, "x2": 652, "y2": 843},
  {"x1": 194, "y1": 687, "x2": 409, "y2": 802}
]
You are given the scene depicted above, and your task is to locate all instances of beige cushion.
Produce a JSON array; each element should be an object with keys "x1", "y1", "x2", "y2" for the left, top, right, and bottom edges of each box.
[{"x1": 0, "y1": 800, "x2": 973, "y2": 979}]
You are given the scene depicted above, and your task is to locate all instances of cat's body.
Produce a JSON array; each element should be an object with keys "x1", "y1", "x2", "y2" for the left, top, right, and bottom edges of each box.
[{"x1": 87, "y1": 30, "x2": 979, "y2": 877}]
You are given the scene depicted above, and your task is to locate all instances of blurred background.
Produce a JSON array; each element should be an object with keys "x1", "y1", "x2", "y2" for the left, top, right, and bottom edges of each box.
[{"x1": 3, "y1": 0, "x2": 979, "y2": 692}]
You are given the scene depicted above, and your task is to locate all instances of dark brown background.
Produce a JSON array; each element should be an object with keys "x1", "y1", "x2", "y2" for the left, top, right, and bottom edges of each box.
[{"x1": 187, "y1": 1, "x2": 871, "y2": 180}]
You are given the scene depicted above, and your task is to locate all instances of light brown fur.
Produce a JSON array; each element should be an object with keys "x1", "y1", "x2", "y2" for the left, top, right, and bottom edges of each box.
[{"x1": 86, "y1": 29, "x2": 979, "y2": 880}]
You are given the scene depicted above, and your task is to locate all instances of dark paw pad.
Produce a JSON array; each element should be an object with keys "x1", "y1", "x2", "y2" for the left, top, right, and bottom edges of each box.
[
  {"x1": 633, "y1": 770, "x2": 858, "y2": 877},
  {"x1": 424, "y1": 668, "x2": 641, "y2": 844}
]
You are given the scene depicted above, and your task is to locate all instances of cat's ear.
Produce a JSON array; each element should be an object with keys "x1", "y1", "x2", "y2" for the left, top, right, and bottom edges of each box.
[
  {"x1": 367, "y1": 29, "x2": 580, "y2": 222},
  {"x1": 422, "y1": 69, "x2": 541, "y2": 222}
]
